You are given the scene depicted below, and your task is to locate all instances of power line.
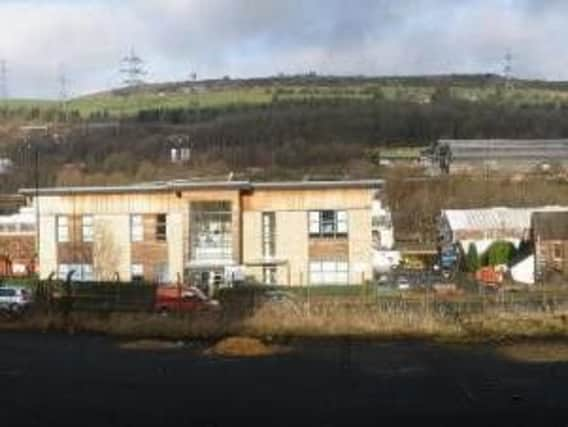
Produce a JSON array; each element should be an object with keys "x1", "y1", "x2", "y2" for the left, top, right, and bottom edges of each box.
[
  {"x1": 0, "y1": 59, "x2": 8, "y2": 99},
  {"x1": 120, "y1": 47, "x2": 147, "y2": 87},
  {"x1": 57, "y1": 64, "x2": 69, "y2": 102},
  {"x1": 503, "y1": 49, "x2": 514, "y2": 91}
]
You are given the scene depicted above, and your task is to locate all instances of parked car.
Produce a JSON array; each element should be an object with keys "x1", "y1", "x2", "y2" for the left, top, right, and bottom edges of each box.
[
  {"x1": 0, "y1": 285, "x2": 33, "y2": 314},
  {"x1": 154, "y1": 285, "x2": 220, "y2": 314}
]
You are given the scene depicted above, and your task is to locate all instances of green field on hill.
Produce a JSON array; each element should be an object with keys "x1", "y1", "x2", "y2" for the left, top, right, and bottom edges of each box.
[{"x1": 2, "y1": 74, "x2": 568, "y2": 120}]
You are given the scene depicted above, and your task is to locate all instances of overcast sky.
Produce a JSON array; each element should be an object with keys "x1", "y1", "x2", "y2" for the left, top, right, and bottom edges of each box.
[{"x1": 0, "y1": 0, "x2": 565, "y2": 98}]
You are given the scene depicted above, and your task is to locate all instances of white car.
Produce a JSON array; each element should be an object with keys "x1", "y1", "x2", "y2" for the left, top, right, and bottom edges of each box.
[{"x1": 0, "y1": 285, "x2": 33, "y2": 313}]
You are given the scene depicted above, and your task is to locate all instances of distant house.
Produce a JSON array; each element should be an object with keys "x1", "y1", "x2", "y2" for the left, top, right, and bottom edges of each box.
[
  {"x1": 0, "y1": 207, "x2": 36, "y2": 277},
  {"x1": 532, "y1": 211, "x2": 568, "y2": 281},
  {"x1": 428, "y1": 139, "x2": 568, "y2": 174}
]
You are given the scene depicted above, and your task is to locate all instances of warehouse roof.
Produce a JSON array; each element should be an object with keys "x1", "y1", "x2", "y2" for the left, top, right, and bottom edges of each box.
[
  {"x1": 437, "y1": 139, "x2": 568, "y2": 160},
  {"x1": 19, "y1": 179, "x2": 384, "y2": 196},
  {"x1": 442, "y1": 206, "x2": 568, "y2": 232}
]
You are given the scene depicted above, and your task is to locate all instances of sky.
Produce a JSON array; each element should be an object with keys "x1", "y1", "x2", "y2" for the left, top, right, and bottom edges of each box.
[{"x1": 0, "y1": 0, "x2": 565, "y2": 98}]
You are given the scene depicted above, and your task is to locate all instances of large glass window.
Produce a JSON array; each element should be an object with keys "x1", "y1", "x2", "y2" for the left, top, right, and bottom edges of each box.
[
  {"x1": 58, "y1": 264, "x2": 93, "y2": 282},
  {"x1": 308, "y1": 210, "x2": 348, "y2": 238},
  {"x1": 154, "y1": 263, "x2": 169, "y2": 284},
  {"x1": 262, "y1": 212, "x2": 276, "y2": 258},
  {"x1": 190, "y1": 202, "x2": 232, "y2": 262},
  {"x1": 130, "y1": 215, "x2": 143, "y2": 242},
  {"x1": 56, "y1": 215, "x2": 69, "y2": 242},
  {"x1": 309, "y1": 260, "x2": 349, "y2": 285},
  {"x1": 263, "y1": 266, "x2": 277, "y2": 285},
  {"x1": 82, "y1": 215, "x2": 94, "y2": 242}
]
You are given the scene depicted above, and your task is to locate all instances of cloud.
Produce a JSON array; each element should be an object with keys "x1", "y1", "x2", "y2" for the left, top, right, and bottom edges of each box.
[{"x1": 0, "y1": 0, "x2": 565, "y2": 98}]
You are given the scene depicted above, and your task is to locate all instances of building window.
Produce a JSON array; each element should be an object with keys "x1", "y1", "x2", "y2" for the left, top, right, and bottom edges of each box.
[
  {"x1": 190, "y1": 202, "x2": 233, "y2": 262},
  {"x1": 553, "y1": 243, "x2": 563, "y2": 260},
  {"x1": 263, "y1": 266, "x2": 277, "y2": 285},
  {"x1": 131, "y1": 264, "x2": 144, "y2": 281},
  {"x1": 309, "y1": 210, "x2": 348, "y2": 238},
  {"x1": 56, "y1": 215, "x2": 69, "y2": 242},
  {"x1": 130, "y1": 215, "x2": 143, "y2": 242},
  {"x1": 154, "y1": 263, "x2": 169, "y2": 284},
  {"x1": 262, "y1": 212, "x2": 276, "y2": 258},
  {"x1": 309, "y1": 260, "x2": 349, "y2": 285},
  {"x1": 58, "y1": 264, "x2": 93, "y2": 282},
  {"x1": 156, "y1": 214, "x2": 167, "y2": 241},
  {"x1": 82, "y1": 215, "x2": 94, "y2": 242}
]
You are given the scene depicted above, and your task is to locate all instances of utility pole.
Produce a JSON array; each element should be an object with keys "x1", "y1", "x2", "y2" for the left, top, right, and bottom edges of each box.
[
  {"x1": 0, "y1": 59, "x2": 7, "y2": 99},
  {"x1": 503, "y1": 49, "x2": 514, "y2": 92},
  {"x1": 57, "y1": 64, "x2": 69, "y2": 120},
  {"x1": 120, "y1": 47, "x2": 147, "y2": 87}
]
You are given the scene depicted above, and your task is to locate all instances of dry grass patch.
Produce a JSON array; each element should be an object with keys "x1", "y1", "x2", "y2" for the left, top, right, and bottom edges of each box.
[
  {"x1": 462, "y1": 311, "x2": 568, "y2": 340},
  {"x1": 205, "y1": 336, "x2": 287, "y2": 358},
  {"x1": 498, "y1": 341, "x2": 568, "y2": 363},
  {"x1": 243, "y1": 302, "x2": 463, "y2": 339}
]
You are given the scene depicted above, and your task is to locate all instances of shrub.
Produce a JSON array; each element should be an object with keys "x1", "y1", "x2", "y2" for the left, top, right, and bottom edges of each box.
[
  {"x1": 465, "y1": 243, "x2": 480, "y2": 272},
  {"x1": 484, "y1": 241, "x2": 517, "y2": 266}
]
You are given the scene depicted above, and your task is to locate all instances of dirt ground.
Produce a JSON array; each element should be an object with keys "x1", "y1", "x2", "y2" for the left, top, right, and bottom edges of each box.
[{"x1": 1, "y1": 333, "x2": 568, "y2": 426}]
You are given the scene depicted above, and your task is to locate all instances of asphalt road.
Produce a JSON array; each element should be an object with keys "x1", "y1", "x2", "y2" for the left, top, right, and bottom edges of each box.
[{"x1": 0, "y1": 332, "x2": 567, "y2": 426}]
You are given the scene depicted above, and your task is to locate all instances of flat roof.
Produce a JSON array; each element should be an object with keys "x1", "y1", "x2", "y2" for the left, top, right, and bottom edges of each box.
[{"x1": 19, "y1": 179, "x2": 384, "y2": 196}]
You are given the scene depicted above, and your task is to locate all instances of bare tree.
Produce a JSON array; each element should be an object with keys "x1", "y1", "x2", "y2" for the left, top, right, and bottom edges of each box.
[{"x1": 93, "y1": 222, "x2": 120, "y2": 281}]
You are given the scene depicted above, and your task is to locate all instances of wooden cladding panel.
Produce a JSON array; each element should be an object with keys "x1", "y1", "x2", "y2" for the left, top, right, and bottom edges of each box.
[
  {"x1": 57, "y1": 242, "x2": 93, "y2": 264},
  {"x1": 308, "y1": 238, "x2": 349, "y2": 260},
  {"x1": 131, "y1": 242, "x2": 168, "y2": 280}
]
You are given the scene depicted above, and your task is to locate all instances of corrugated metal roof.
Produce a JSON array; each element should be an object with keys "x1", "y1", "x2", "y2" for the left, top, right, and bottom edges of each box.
[
  {"x1": 19, "y1": 179, "x2": 384, "y2": 196},
  {"x1": 251, "y1": 180, "x2": 384, "y2": 190},
  {"x1": 443, "y1": 206, "x2": 568, "y2": 231},
  {"x1": 439, "y1": 139, "x2": 568, "y2": 160}
]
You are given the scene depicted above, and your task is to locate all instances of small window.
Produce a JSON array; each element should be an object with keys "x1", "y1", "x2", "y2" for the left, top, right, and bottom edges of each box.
[
  {"x1": 130, "y1": 215, "x2": 143, "y2": 242},
  {"x1": 309, "y1": 260, "x2": 349, "y2": 285},
  {"x1": 56, "y1": 216, "x2": 69, "y2": 242},
  {"x1": 553, "y1": 244, "x2": 563, "y2": 260},
  {"x1": 308, "y1": 210, "x2": 348, "y2": 238},
  {"x1": 131, "y1": 264, "x2": 144, "y2": 281},
  {"x1": 82, "y1": 215, "x2": 94, "y2": 242},
  {"x1": 156, "y1": 214, "x2": 167, "y2": 241}
]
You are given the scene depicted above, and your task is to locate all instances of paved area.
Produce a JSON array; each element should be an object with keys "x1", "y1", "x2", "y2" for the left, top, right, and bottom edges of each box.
[{"x1": 1, "y1": 333, "x2": 568, "y2": 426}]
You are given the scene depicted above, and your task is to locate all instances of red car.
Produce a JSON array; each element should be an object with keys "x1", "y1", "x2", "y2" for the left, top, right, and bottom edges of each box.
[{"x1": 154, "y1": 286, "x2": 220, "y2": 314}]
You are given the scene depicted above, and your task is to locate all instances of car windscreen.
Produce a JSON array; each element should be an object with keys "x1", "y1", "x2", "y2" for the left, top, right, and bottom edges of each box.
[{"x1": 0, "y1": 288, "x2": 17, "y2": 297}]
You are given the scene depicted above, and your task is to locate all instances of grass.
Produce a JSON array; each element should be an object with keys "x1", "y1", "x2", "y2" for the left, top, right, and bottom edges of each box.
[{"x1": 3, "y1": 292, "x2": 568, "y2": 343}]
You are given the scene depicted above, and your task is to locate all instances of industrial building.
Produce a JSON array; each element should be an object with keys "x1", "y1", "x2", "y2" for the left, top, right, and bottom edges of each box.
[
  {"x1": 428, "y1": 139, "x2": 568, "y2": 174},
  {"x1": 20, "y1": 179, "x2": 383, "y2": 288},
  {"x1": 439, "y1": 206, "x2": 568, "y2": 255}
]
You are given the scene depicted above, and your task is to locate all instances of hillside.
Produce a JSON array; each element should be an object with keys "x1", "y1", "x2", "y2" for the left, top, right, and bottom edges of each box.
[
  {"x1": 3, "y1": 73, "x2": 568, "y2": 120},
  {"x1": 2, "y1": 73, "x2": 568, "y2": 195}
]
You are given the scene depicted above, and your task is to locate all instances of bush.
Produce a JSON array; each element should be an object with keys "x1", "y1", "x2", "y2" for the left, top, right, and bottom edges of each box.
[
  {"x1": 465, "y1": 243, "x2": 480, "y2": 272},
  {"x1": 484, "y1": 241, "x2": 517, "y2": 266}
]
